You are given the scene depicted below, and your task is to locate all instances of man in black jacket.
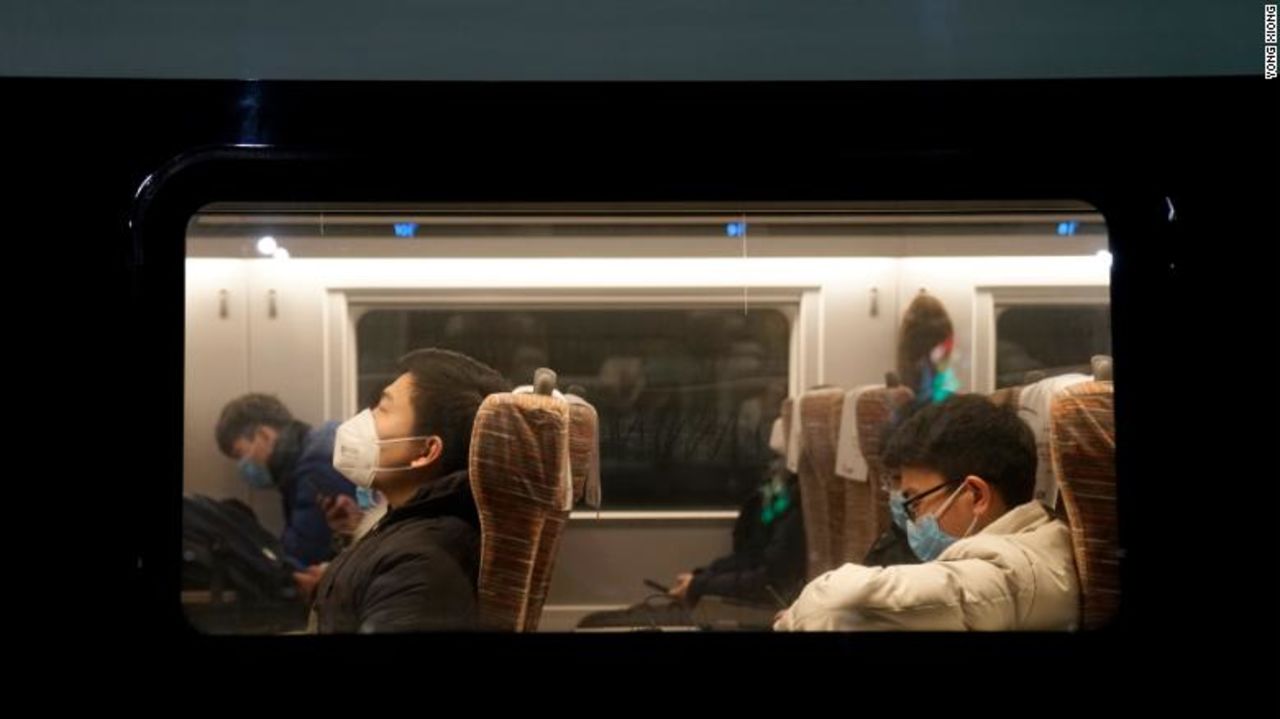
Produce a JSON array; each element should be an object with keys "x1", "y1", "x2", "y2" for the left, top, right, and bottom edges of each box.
[
  {"x1": 575, "y1": 456, "x2": 806, "y2": 631},
  {"x1": 313, "y1": 348, "x2": 508, "y2": 633},
  {"x1": 668, "y1": 449, "x2": 919, "y2": 612},
  {"x1": 669, "y1": 457, "x2": 807, "y2": 609}
]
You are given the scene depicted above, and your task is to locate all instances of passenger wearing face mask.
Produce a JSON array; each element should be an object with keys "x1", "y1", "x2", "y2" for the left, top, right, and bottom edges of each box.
[
  {"x1": 668, "y1": 413, "x2": 807, "y2": 608},
  {"x1": 312, "y1": 348, "x2": 509, "y2": 634},
  {"x1": 215, "y1": 394, "x2": 360, "y2": 570},
  {"x1": 774, "y1": 395, "x2": 1079, "y2": 631}
]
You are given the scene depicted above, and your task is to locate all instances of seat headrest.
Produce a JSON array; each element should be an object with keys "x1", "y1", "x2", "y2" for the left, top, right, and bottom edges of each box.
[{"x1": 470, "y1": 392, "x2": 572, "y2": 511}]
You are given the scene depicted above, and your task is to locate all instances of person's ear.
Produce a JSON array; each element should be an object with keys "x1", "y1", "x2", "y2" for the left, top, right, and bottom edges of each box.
[
  {"x1": 964, "y1": 474, "x2": 995, "y2": 520},
  {"x1": 409, "y1": 436, "x2": 443, "y2": 469}
]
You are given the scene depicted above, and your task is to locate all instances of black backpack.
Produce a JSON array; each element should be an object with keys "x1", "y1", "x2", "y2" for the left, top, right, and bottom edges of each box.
[{"x1": 182, "y1": 494, "x2": 300, "y2": 605}]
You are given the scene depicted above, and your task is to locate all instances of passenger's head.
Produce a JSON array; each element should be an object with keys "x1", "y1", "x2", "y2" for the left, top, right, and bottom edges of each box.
[
  {"x1": 347, "y1": 348, "x2": 508, "y2": 495},
  {"x1": 882, "y1": 394, "x2": 1036, "y2": 545},
  {"x1": 896, "y1": 292, "x2": 954, "y2": 398},
  {"x1": 215, "y1": 393, "x2": 294, "y2": 464}
]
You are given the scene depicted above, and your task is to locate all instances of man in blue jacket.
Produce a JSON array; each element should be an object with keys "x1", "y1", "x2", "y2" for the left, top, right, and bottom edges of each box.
[{"x1": 215, "y1": 394, "x2": 359, "y2": 569}]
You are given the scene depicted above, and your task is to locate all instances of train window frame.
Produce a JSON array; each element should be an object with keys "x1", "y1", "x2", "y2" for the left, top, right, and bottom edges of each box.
[{"x1": 133, "y1": 134, "x2": 1173, "y2": 647}]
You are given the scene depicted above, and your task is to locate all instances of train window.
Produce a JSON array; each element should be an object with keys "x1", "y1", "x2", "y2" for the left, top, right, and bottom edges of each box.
[
  {"x1": 183, "y1": 203, "x2": 1116, "y2": 634},
  {"x1": 356, "y1": 307, "x2": 790, "y2": 509},
  {"x1": 995, "y1": 305, "x2": 1112, "y2": 388}
]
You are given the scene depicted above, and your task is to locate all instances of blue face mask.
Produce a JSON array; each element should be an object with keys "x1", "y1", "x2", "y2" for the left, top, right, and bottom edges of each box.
[
  {"x1": 888, "y1": 490, "x2": 909, "y2": 531},
  {"x1": 237, "y1": 457, "x2": 275, "y2": 490},
  {"x1": 905, "y1": 484, "x2": 977, "y2": 561},
  {"x1": 906, "y1": 513, "x2": 959, "y2": 562}
]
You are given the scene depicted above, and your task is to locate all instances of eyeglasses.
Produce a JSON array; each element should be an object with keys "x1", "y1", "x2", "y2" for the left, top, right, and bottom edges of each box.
[{"x1": 902, "y1": 480, "x2": 961, "y2": 521}]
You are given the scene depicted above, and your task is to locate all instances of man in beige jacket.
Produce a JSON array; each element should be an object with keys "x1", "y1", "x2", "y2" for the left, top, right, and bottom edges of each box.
[{"x1": 774, "y1": 394, "x2": 1079, "y2": 631}]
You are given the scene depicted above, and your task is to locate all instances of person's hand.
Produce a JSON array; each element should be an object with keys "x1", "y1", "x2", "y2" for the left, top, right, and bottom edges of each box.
[
  {"x1": 669, "y1": 572, "x2": 695, "y2": 602},
  {"x1": 320, "y1": 493, "x2": 362, "y2": 538},
  {"x1": 773, "y1": 609, "x2": 789, "y2": 629},
  {"x1": 293, "y1": 563, "x2": 328, "y2": 603}
]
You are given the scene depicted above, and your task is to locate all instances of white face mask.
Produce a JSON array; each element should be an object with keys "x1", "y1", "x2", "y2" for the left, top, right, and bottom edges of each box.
[{"x1": 332, "y1": 409, "x2": 433, "y2": 488}]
